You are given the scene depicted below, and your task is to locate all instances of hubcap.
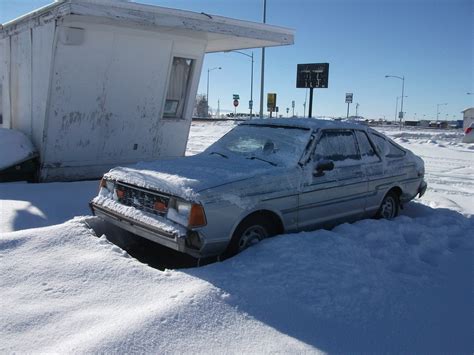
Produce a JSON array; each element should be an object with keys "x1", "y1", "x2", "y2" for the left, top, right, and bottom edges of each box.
[
  {"x1": 381, "y1": 196, "x2": 396, "y2": 219},
  {"x1": 238, "y1": 225, "x2": 267, "y2": 251}
]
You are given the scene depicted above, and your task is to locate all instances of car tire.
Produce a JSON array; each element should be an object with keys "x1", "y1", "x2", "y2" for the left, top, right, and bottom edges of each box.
[
  {"x1": 222, "y1": 215, "x2": 275, "y2": 259},
  {"x1": 375, "y1": 191, "x2": 400, "y2": 219}
]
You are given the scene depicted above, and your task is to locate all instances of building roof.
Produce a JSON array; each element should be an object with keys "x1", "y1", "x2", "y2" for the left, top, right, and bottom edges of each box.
[
  {"x1": 461, "y1": 107, "x2": 474, "y2": 113},
  {"x1": 0, "y1": 0, "x2": 294, "y2": 52}
]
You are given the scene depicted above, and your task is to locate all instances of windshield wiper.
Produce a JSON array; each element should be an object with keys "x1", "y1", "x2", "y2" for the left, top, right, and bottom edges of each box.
[
  {"x1": 209, "y1": 151, "x2": 228, "y2": 159},
  {"x1": 247, "y1": 156, "x2": 278, "y2": 166}
]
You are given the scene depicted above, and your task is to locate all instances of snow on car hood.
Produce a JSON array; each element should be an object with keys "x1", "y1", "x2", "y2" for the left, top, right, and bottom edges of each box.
[{"x1": 104, "y1": 153, "x2": 278, "y2": 201}]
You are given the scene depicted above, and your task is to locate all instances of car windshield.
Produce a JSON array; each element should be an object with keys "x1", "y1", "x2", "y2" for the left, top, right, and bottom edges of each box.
[{"x1": 205, "y1": 124, "x2": 312, "y2": 167}]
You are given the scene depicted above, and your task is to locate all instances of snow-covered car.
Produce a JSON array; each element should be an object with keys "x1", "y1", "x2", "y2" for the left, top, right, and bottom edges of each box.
[
  {"x1": 462, "y1": 123, "x2": 474, "y2": 143},
  {"x1": 90, "y1": 119, "x2": 427, "y2": 259}
]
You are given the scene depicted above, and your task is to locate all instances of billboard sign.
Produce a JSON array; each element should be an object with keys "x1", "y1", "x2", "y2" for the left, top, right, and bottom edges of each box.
[{"x1": 296, "y1": 63, "x2": 329, "y2": 88}]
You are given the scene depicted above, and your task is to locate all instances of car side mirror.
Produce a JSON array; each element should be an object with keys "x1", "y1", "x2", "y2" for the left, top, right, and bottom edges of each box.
[{"x1": 313, "y1": 159, "x2": 334, "y2": 177}]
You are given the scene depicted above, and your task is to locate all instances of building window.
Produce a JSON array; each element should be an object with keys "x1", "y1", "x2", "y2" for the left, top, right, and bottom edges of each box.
[{"x1": 163, "y1": 57, "x2": 193, "y2": 119}]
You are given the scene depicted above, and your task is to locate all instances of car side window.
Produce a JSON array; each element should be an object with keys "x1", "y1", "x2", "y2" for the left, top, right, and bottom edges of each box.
[
  {"x1": 355, "y1": 130, "x2": 380, "y2": 163},
  {"x1": 314, "y1": 130, "x2": 361, "y2": 164},
  {"x1": 369, "y1": 132, "x2": 405, "y2": 158}
]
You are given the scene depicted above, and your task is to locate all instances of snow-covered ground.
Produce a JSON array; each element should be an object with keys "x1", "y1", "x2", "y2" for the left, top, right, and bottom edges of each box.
[{"x1": 1, "y1": 121, "x2": 473, "y2": 353}]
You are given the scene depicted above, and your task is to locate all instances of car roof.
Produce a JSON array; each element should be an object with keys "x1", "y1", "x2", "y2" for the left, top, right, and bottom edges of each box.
[{"x1": 241, "y1": 118, "x2": 371, "y2": 132}]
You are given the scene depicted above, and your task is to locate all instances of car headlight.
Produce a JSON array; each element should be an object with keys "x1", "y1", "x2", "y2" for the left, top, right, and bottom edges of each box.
[{"x1": 167, "y1": 200, "x2": 207, "y2": 228}]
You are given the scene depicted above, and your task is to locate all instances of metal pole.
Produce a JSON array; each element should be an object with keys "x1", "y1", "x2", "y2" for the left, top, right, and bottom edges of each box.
[
  {"x1": 250, "y1": 52, "x2": 254, "y2": 118},
  {"x1": 399, "y1": 76, "x2": 405, "y2": 130},
  {"x1": 308, "y1": 88, "x2": 314, "y2": 118},
  {"x1": 259, "y1": 0, "x2": 266, "y2": 118},
  {"x1": 346, "y1": 102, "x2": 349, "y2": 118},
  {"x1": 303, "y1": 89, "x2": 308, "y2": 117},
  {"x1": 395, "y1": 96, "x2": 399, "y2": 123}
]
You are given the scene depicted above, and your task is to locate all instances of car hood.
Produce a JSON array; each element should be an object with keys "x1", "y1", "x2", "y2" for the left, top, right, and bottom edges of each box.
[{"x1": 104, "y1": 153, "x2": 280, "y2": 201}]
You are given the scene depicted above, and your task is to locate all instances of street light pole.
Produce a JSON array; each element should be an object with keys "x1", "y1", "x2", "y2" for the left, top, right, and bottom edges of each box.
[
  {"x1": 385, "y1": 74, "x2": 405, "y2": 130},
  {"x1": 226, "y1": 51, "x2": 254, "y2": 118},
  {"x1": 436, "y1": 103, "x2": 447, "y2": 120},
  {"x1": 206, "y1": 67, "x2": 221, "y2": 117},
  {"x1": 259, "y1": 0, "x2": 267, "y2": 118},
  {"x1": 395, "y1": 95, "x2": 408, "y2": 124}
]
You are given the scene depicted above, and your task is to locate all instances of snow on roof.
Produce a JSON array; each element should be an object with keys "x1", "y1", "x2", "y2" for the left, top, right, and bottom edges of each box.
[
  {"x1": 0, "y1": 0, "x2": 294, "y2": 52},
  {"x1": 242, "y1": 118, "x2": 371, "y2": 131}
]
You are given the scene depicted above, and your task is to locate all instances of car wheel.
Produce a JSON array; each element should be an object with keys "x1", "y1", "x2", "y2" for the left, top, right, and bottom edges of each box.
[
  {"x1": 223, "y1": 216, "x2": 274, "y2": 258},
  {"x1": 375, "y1": 191, "x2": 400, "y2": 219}
]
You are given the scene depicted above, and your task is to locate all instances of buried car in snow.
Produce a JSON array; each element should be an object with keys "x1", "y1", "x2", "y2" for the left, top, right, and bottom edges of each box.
[{"x1": 90, "y1": 119, "x2": 427, "y2": 259}]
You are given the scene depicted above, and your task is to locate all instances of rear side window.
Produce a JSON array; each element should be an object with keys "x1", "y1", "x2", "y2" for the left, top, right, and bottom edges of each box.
[
  {"x1": 355, "y1": 130, "x2": 380, "y2": 163},
  {"x1": 369, "y1": 133, "x2": 405, "y2": 158},
  {"x1": 314, "y1": 130, "x2": 360, "y2": 163}
]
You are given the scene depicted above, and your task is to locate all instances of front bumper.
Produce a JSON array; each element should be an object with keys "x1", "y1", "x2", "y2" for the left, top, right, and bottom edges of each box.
[{"x1": 90, "y1": 202, "x2": 203, "y2": 258}]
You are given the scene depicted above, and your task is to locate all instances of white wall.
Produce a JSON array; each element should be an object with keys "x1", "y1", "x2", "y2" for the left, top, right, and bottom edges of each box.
[
  {"x1": 40, "y1": 18, "x2": 205, "y2": 180},
  {"x1": 31, "y1": 22, "x2": 55, "y2": 152},
  {"x1": 10, "y1": 30, "x2": 32, "y2": 137},
  {"x1": 0, "y1": 38, "x2": 5, "y2": 127}
]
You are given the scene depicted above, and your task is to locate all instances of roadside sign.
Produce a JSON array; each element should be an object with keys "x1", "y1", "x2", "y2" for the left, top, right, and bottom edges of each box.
[
  {"x1": 345, "y1": 93, "x2": 353, "y2": 103},
  {"x1": 296, "y1": 63, "x2": 329, "y2": 88},
  {"x1": 249, "y1": 100, "x2": 253, "y2": 109},
  {"x1": 233, "y1": 99, "x2": 239, "y2": 107},
  {"x1": 233, "y1": 94, "x2": 240, "y2": 100},
  {"x1": 399, "y1": 111, "x2": 404, "y2": 119},
  {"x1": 267, "y1": 93, "x2": 277, "y2": 111}
]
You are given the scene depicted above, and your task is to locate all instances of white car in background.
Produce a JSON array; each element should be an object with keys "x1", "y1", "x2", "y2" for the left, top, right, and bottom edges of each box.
[
  {"x1": 91, "y1": 119, "x2": 427, "y2": 259},
  {"x1": 462, "y1": 123, "x2": 474, "y2": 143}
]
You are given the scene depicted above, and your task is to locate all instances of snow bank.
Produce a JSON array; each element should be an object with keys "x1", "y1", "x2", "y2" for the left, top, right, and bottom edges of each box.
[
  {"x1": 0, "y1": 128, "x2": 37, "y2": 170},
  {"x1": 1, "y1": 205, "x2": 473, "y2": 353}
]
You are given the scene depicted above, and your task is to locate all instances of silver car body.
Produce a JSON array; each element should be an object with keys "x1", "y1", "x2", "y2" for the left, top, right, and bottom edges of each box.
[{"x1": 91, "y1": 119, "x2": 427, "y2": 258}]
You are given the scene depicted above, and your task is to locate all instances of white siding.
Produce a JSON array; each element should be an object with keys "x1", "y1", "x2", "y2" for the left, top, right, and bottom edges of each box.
[
  {"x1": 41, "y1": 20, "x2": 205, "y2": 180},
  {"x1": 0, "y1": 38, "x2": 9, "y2": 128},
  {"x1": 31, "y1": 22, "x2": 55, "y2": 153},
  {"x1": 10, "y1": 31, "x2": 32, "y2": 137}
]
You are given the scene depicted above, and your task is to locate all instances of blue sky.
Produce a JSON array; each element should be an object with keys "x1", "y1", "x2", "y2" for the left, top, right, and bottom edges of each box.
[{"x1": 1, "y1": 0, "x2": 472, "y2": 119}]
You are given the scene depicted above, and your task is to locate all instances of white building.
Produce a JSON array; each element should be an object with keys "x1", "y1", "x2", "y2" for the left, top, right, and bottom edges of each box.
[
  {"x1": 462, "y1": 108, "x2": 474, "y2": 130},
  {"x1": 0, "y1": 0, "x2": 294, "y2": 181}
]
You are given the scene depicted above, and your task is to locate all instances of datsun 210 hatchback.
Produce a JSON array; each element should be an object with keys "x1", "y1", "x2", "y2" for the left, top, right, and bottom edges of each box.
[{"x1": 90, "y1": 119, "x2": 427, "y2": 259}]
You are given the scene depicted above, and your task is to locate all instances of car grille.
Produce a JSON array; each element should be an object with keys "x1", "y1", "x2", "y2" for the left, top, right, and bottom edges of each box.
[{"x1": 115, "y1": 182, "x2": 170, "y2": 216}]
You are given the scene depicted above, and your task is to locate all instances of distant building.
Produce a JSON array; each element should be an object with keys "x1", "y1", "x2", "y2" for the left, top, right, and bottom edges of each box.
[
  {"x1": 462, "y1": 108, "x2": 474, "y2": 130},
  {"x1": 0, "y1": 0, "x2": 294, "y2": 181}
]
